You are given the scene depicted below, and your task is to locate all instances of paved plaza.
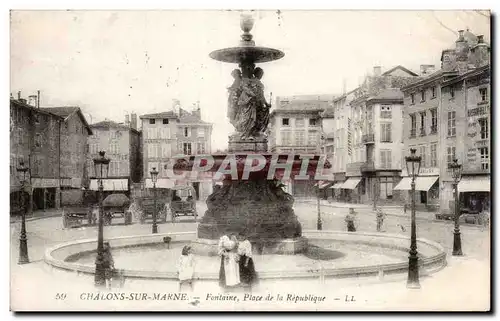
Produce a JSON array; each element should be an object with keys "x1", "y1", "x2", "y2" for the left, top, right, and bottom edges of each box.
[{"x1": 10, "y1": 200, "x2": 490, "y2": 311}]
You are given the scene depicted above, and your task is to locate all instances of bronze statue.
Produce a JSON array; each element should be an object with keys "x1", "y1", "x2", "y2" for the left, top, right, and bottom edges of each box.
[{"x1": 227, "y1": 63, "x2": 271, "y2": 140}]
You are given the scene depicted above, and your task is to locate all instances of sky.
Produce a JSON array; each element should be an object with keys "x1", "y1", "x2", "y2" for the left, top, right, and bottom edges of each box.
[{"x1": 10, "y1": 10, "x2": 490, "y2": 151}]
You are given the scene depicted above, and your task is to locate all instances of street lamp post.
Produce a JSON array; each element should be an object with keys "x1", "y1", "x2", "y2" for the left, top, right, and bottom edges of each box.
[
  {"x1": 450, "y1": 159, "x2": 463, "y2": 256},
  {"x1": 405, "y1": 148, "x2": 421, "y2": 289},
  {"x1": 316, "y1": 134, "x2": 325, "y2": 231},
  {"x1": 93, "y1": 151, "x2": 110, "y2": 287},
  {"x1": 17, "y1": 160, "x2": 30, "y2": 265},
  {"x1": 150, "y1": 167, "x2": 159, "y2": 234}
]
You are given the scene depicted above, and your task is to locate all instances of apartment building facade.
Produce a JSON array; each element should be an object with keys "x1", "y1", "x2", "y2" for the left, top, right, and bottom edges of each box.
[
  {"x1": 399, "y1": 29, "x2": 490, "y2": 213},
  {"x1": 332, "y1": 66, "x2": 418, "y2": 204},
  {"x1": 86, "y1": 115, "x2": 142, "y2": 194},
  {"x1": 268, "y1": 95, "x2": 333, "y2": 197},
  {"x1": 140, "y1": 106, "x2": 213, "y2": 200}
]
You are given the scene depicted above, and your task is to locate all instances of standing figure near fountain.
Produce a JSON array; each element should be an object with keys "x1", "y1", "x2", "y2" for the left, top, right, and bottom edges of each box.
[
  {"x1": 237, "y1": 233, "x2": 258, "y2": 291},
  {"x1": 345, "y1": 208, "x2": 357, "y2": 232},
  {"x1": 176, "y1": 245, "x2": 195, "y2": 292},
  {"x1": 218, "y1": 234, "x2": 241, "y2": 290}
]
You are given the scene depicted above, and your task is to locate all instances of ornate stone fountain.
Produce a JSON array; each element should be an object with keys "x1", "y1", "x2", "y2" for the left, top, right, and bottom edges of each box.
[{"x1": 183, "y1": 13, "x2": 328, "y2": 255}]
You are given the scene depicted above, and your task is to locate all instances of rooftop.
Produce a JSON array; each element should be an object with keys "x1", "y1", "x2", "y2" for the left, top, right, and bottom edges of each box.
[{"x1": 139, "y1": 111, "x2": 178, "y2": 119}]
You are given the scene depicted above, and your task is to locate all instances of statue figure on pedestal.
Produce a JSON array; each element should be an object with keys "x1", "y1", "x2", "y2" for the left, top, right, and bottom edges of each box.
[{"x1": 227, "y1": 63, "x2": 271, "y2": 140}]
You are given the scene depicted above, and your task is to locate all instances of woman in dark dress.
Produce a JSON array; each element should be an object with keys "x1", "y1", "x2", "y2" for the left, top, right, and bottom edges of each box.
[
  {"x1": 345, "y1": 208, "x2": 357, "y2": 232},
  {"x1": 237, "y1": 233, "x2": 258, "y2": 291}
]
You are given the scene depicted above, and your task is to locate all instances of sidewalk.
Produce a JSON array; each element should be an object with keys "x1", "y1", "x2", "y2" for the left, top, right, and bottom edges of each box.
[
  {"x1": 308, "y1": 199, "x2": 439, "y2": 221},
  {"x1": 10, "y1": 208, "x2": 62, "y2": 224}
]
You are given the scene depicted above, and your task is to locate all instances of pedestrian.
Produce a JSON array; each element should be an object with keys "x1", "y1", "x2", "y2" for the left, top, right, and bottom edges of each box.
[
  {"x1": 237, "y1": 233, "x2": 258, "y2": 292},
  {"x1": 376, "y1": 208, "x2": 386, "y2": 232},
  {"x1": 345, "y1": 208, "x2": 357, "y2": 232},
  {"x1": 218, "y1": 234, "x2": 240, "y2": 290},
  {"x1": 176, "y1": 245, "x2": 195, "y2": 292},
  {"x1": 480, "y1": 208, "x2": 490, "y2": 232},
  {"x1": 102, "y1": 241, "x2": 115, "y2": 290}
]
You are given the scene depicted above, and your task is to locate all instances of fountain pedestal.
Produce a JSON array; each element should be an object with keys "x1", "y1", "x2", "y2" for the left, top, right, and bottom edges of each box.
[{"x1": 191, "y1": 177, "x2": 308, "y2": 256}]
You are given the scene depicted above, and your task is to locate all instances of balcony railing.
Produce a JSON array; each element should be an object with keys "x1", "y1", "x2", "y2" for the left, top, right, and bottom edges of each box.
[
  {"x1": 410, "y1": 129, "x2": 416, "y2": 138},
  {"x1": 362, "y1": 134, "x2": 375, "y2": 144},
  {"x1": 360, "y1": 161, "x2": 375, "y2": 172},
  {"x1": 468, "y1": 105, "x2": 490, "y2": 117}
]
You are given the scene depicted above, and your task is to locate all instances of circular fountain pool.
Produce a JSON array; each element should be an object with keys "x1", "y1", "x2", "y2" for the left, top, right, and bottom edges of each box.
[{"x1": 44, "y1": 230, "x2": 446, "y2": 282}]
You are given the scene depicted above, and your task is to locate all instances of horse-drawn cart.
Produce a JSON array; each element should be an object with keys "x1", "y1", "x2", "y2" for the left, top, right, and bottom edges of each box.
[
  {"x1": 102, "y1": 193, "x2": 132, "y2": 225},
  {"x1": 170, "y1": 185, "x2": 197, "y2": 222}
]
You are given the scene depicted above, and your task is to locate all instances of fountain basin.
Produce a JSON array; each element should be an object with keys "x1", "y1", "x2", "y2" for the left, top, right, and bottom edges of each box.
[{"x1": 44, "y1": 231, "x2": 447, "y2": 281}]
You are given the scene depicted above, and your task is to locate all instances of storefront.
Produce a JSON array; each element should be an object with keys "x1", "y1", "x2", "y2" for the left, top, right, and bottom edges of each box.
[
  {"x1": 458, "y1": 175, "x2": 490, "y2": 213},
  {"x1": 339, "y1": 177, "x2": 364, "y2": 203},
  {"x1": 31, "y1": 178, "x2": 60, "y2": 210},
  {"x1": 393, "y1": 168, "x2": 440, "y2": 211}
]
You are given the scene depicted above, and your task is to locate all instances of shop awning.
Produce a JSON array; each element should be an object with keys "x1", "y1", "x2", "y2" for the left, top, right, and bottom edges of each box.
[
  {"x1": 340, "y1": 177, "x2": 362, "y2": 190},
  {"x1": 145, "y1": 178, "x2": 175, "y2": 189},
  {"x1": 330, "y1": 182, "x2": 345, "y2": 189},
  {"x1": 458, "y1": 176, "x2": 491, "y2": 192},
  {"x1": 393, "y1": 176, "x2": 439, "y2": 191},
  {"x1": 89, "y1": 179, "x2": 128, "y2": 191},
  {"x1": 315, "y1": 181, "x2": 333, "y2": 189}
]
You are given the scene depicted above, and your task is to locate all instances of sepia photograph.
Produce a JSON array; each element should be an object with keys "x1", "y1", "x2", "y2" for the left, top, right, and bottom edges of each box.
[{"x1": 8, "y1": 8, "x2": 491, "y2": 312}]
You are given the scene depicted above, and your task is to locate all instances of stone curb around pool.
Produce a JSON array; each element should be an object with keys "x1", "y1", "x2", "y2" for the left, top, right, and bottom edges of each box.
[{"x1": 44, "y1": 230, "x2": 447, "y2": 281}]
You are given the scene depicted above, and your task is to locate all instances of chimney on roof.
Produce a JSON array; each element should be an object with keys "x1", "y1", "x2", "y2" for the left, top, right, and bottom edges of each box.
[
  {"x1": 373, "y1": 66, "x2": 382, "y2": 77},
  {"x1": 130, "y1": 113, "x2": 137, "y2": 130},
  {"x1": 28, "y1": 95, "x2": 37, "y2": 107},
  {"x1": 420, "y1": 64, "x2": 436, "y2": 75},
  {"x1": 17, "y1": 91, "x2": 21, "y2": 100},
  {"x1": 472, "y1": 34, "x2": 490, "y2": 67},
  {"x1": 125, "y1": 114, "x2": 130, "y2": 126}
]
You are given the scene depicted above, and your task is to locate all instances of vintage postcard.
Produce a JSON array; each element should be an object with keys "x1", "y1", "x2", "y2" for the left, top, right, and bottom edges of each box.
[{"x1": 9, "y1": 9, "x2": 491, "y2": 311}]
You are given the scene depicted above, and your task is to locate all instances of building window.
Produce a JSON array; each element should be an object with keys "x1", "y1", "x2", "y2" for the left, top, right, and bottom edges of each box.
[
  {"x1": 380, "y1": 150, "x2": 392, "y2": 169},
  {"x1": 110, "y1": 141, "x2": 119, "y2": 154},
  {"x1": 18, "y1": 128, "x2": 23, "y2": 144},
  {"x1": 282, "y1": 118, "x2": 290, "y2": 126},
  {"x1": 163, "y1": 119, "x2": 169, "y2": 124},
  {"x1": 410, "y1": 114, "x2": 416, "y2": 137},
  {"x1": 420, "y1": 112, "x2": 426, "y2": 136},
  {"x1": 35, "y1": 133, "x2": 42, "y2": 148},
  {"x1": 183, "y1": 142, "x2": 192, "y2": 155},
  {"x1": 450, "y1": 86, "x2": 455, "y2": 99},
  {"x1": 149, "y1": 119, "x2": 155, "y2": 124},
  {"x1": 478, "y1": 118, "x2": 488, "y2": 139},
  {"x1": 197, "y1": 142, "x2": 206, "y2": 154},
  {"x1": 281, "y1": 131, "x2": 292, "y2": 145},
  {"x1": 430, "y1": 143, "x2": 437, "y2": 167},
  {"x1": 479, "y1": 88, "x2": 488, "y2": 102},
  {"x1": 447, "y1": 146, "x2": 456, "y2": 168},
  {"x1": 295, "y1": 118, "x2": 304, "y2": 127},
  {"x1": 430, "y1": 108, "x2": 438, "y2": 134},
  {"x1": 410, "y1": 93, "x2": 415, "y2": 105},
  {"x1": 380, "y1": 123, "x2": 392, "y2": 142},
  {"x1": 380, "y1": 105, "x2": 392, "y2": 119},
  {"x1": 295, "y1": 130, "x2": 305, "y2": 146},
  {"x1": 308, "y1": 131, "x2": 318, "y2": 146},
  {"x1": 309, "y1": 118, "x2": 318, "y2": 126},
  {"x1": 431, "y1": 86, "x2": 436, "y2": 98},
  {"x1": 148, "y1": 143, "x2": 159, "y2": 158},
  {"x1": 447, "y1": 111, "x2": 456, "y2": 137},
  {"x1": 183, "y1": 127, "x2": 191, "y2": 138},
  {"x1": 479, "y1": 147, "x2": 489, "y2": 170},
  {"x1": 419, "y1": 145, "x2": 427, "y2": 168},
  {"x1": 197, "y1": 127, "x2": 205, "y2": 138},
  {"x1": 161, "y1": 143, "x2": 171, "y2": 158},
  {"x1": 420, "y1": 90, "x2": 426, "y2": 102}
]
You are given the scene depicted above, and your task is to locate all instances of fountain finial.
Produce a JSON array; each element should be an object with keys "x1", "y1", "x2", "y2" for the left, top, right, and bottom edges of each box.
[{"x1": 240, "y1": 13, "x2": 255, "y2": 46}]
